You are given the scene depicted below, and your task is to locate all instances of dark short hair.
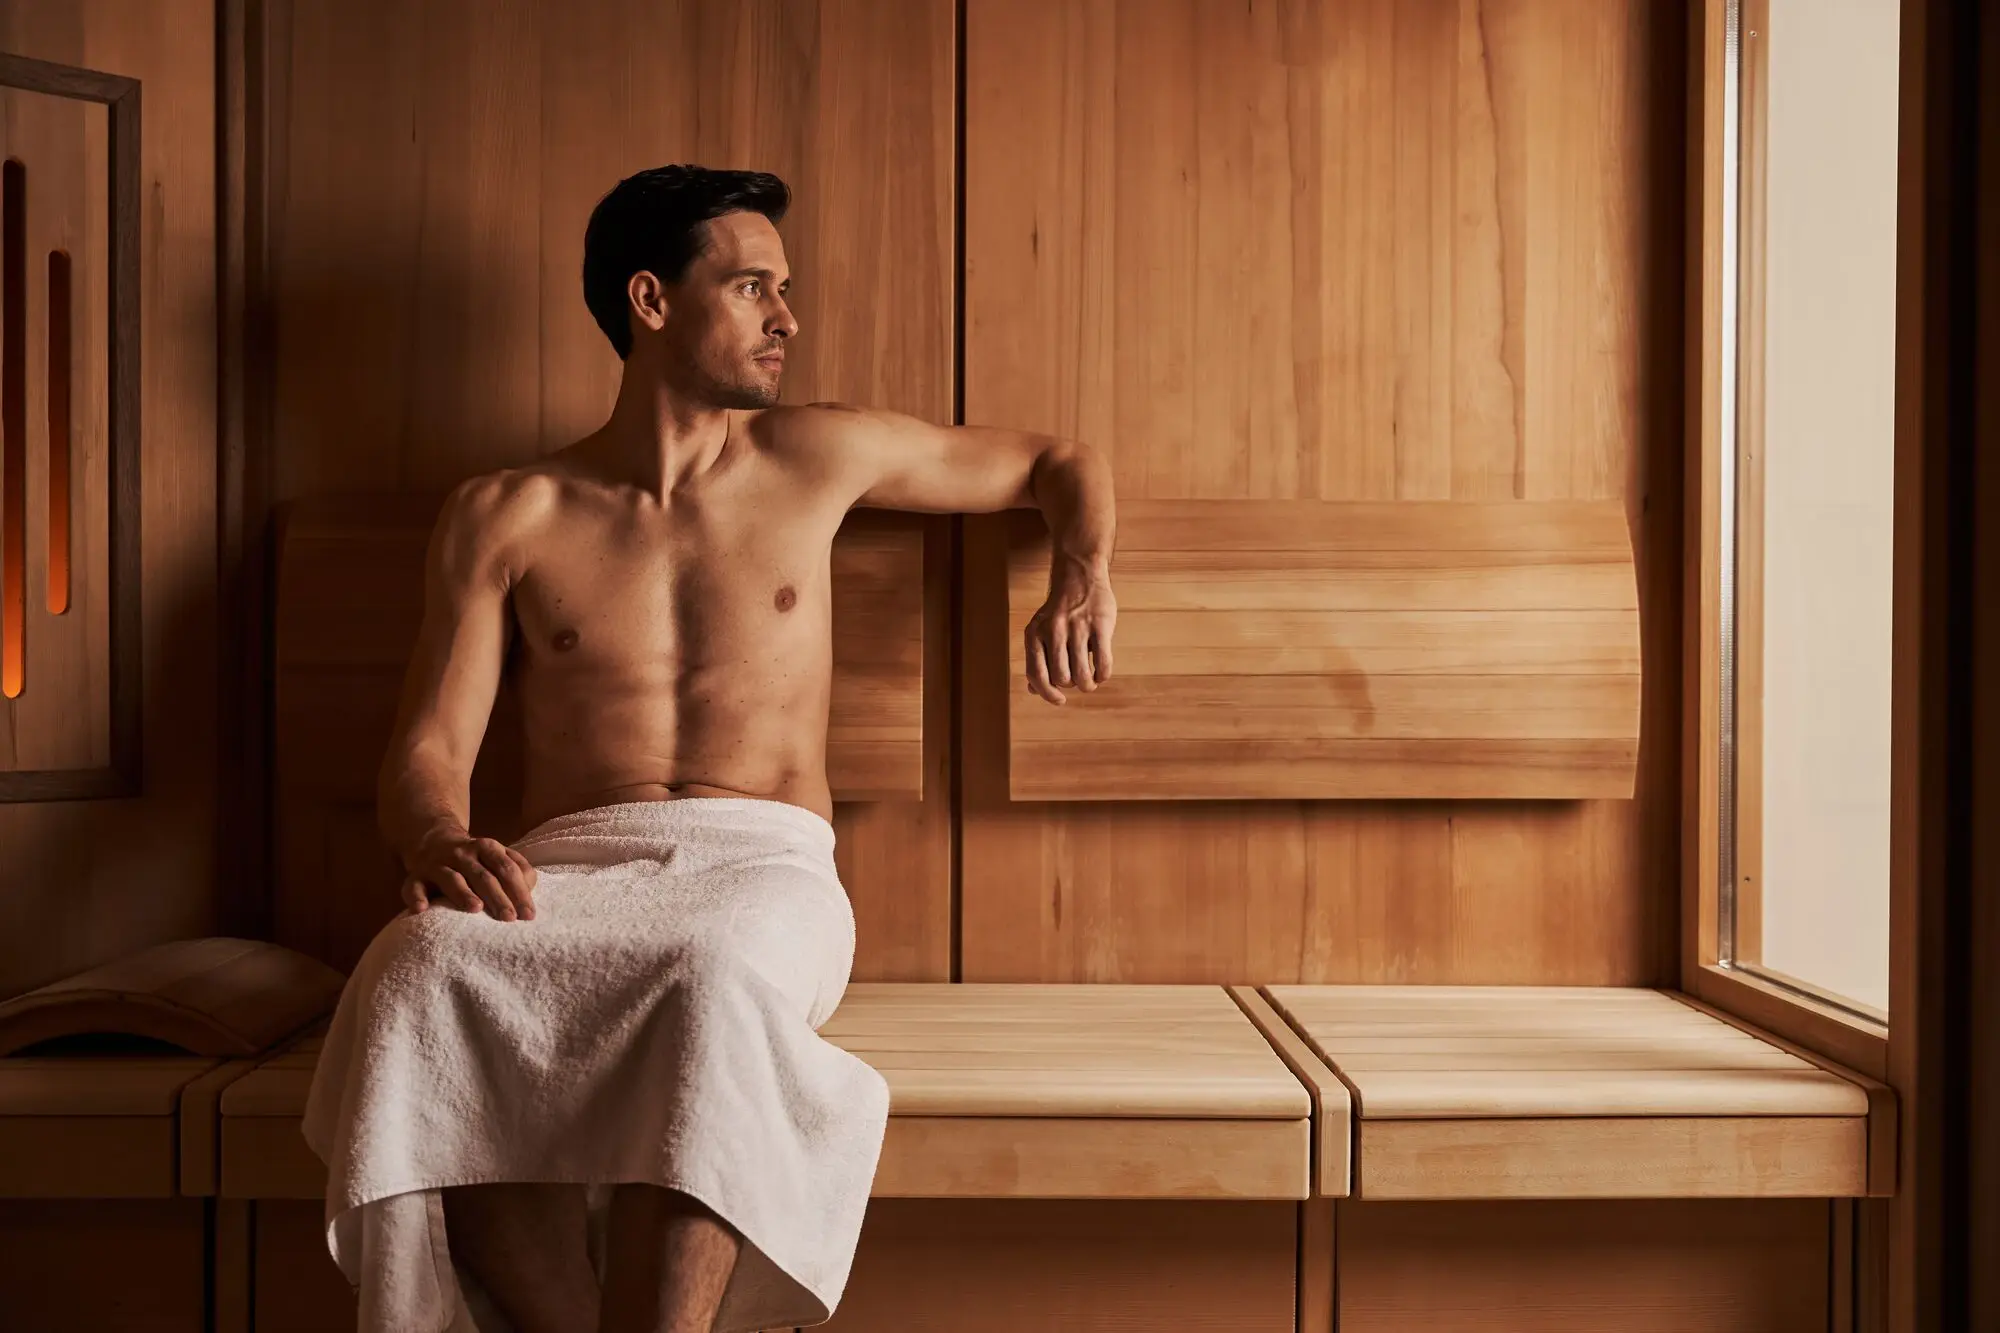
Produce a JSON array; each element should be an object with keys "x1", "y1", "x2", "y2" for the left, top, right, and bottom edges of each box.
[{"x1": 581, "y1": 165, "x2": 791, "y2": 359}]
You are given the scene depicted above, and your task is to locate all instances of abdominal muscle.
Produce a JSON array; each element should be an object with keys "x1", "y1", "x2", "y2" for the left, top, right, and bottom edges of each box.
[{"x1": 512, "y1": 660, "x2": 836, "y2": 831}]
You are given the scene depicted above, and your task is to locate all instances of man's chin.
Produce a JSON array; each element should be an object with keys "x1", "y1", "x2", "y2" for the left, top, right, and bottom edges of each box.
[{"x1": 705, "y1": 379, "x2": 781, "y2": 410}]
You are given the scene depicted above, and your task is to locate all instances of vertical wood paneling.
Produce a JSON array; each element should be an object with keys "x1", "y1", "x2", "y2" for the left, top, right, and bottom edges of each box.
[
  {"x1": 825, "y1": 1199, "x2": 1297, "y2": 1332},
  {"x1": 962, "y1": 0, "x2": 1682, "y2": 983},
  {"x1": 0, "y1": 0, "x2": 217, "y2": 999},
  {"x1": 1337, "y1": 1198, "x2": 1830, "y2": 1332},
  {"x1": 264, "y1": 0, "x2": 956, "y2": 979}
]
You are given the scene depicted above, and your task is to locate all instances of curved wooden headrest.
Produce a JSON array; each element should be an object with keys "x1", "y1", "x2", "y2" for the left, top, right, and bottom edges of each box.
[{"x1": 0, "y1": 937, "x2": 347, "y2": 1058}]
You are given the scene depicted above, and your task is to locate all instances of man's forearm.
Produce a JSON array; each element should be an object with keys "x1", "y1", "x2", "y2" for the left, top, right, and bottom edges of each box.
[
  {"x1": 379, "y1": 753, "x2": 473, "y2": 868},
  {"x1": 1028, "y1": 438, "x2": 1116, "y2": 577}
]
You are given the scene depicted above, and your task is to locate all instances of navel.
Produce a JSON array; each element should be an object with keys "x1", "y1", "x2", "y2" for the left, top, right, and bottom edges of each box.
[
  {"x1": 552, "y1": 628, "x2": 579, "y2": 652},
  {"x1": 774, "y1": 585, "x2": 797, "y2": 612}
]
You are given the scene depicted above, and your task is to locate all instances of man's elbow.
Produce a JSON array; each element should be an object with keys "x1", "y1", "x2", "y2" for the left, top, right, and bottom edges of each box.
[{"x1": 1020, "y1": 435, "x2": 1100, "y2": 507}]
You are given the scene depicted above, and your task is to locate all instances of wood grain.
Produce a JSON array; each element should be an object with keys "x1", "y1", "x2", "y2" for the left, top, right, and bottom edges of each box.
[
  {"x1": 0, "y1": 0, "x2": 219, "y2": 1000},
  {"x1": 961, "y1": 0, "x2": 1685, "y2": 984},
  {"x1": 822, "y1": 1199, "x2": 1296, "y2": 1333},
  {"x1": 1670, "y1": 988, "x2": 1899, "y2": 1198},
  {"x1": 1269, "y1": 984, "x2": 1865, "y2": 1119},
  {"x1": 1003, "y1": 500, "x2": 1641, "y2": 800},
  {"x1": 1337, "y1": 1198, "x2": 1831, "y2": 1331},
  {"x1": 259, "y1": 0, "x2": 957, "y2": 981},
  {"x1": 871, "y1": 1115, "x2": 1307, "y2": 1200},
  {"x1": 1267, "y1": 983, "x2": 1871, "y2": 1198},
  {"x1": 1358, "y1": 1117, "x2": 1867, "y2": 1199},
  {"x1": 820, "y1": 983, "x2": 1308, "y2": 1119}
]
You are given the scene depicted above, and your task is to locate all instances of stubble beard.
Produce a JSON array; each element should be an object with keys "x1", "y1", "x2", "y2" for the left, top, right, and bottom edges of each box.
[{"x1": 687, "y1": 355, "x2": 781, "y2": 410}]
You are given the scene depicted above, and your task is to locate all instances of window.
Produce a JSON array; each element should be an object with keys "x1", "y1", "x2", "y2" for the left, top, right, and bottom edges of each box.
[{"x1": 1689, "y1": 0, "x2": 1900, "y2": 1072}]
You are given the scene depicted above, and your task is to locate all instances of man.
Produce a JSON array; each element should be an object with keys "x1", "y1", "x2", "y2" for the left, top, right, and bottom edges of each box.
[{"x1": 299, "y1": 164, "x2": 1117, "y2": 1333}]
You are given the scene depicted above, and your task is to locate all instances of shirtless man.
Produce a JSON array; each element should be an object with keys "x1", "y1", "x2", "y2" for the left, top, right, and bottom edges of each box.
[{"x1": 376, "y1": 165, "x2": 1117, "y2": 1333}]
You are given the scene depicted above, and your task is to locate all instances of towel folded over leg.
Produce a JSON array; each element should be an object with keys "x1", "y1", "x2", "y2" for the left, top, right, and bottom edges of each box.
[{"x1": 300, "y1": 797, "x2": 891, "y2": 1333}]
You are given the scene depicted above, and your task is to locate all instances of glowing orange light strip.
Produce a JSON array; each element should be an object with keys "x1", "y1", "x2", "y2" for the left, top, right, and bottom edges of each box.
[
  {"x1": 47, "y1": 249, "x2": 70, "y2": 616},
  {"x1": 2, "y1": 160, "x2": 26, "y2": 700}
]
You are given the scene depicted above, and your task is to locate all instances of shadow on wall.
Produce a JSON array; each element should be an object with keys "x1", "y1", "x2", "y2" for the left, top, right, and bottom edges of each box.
[{"x1": 266, "y1": 233, "x2": 592, "y2": 499}]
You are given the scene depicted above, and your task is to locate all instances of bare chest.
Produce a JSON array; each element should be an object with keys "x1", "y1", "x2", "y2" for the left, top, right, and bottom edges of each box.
[{"x1": 507, "y1": 522, "x2": 831, "y2": 674}]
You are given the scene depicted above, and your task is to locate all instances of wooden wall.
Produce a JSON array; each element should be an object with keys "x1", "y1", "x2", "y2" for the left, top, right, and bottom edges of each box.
[
  {"x1": 246, "y1": 0, "x2": 1687, "y2": 991},
  {"x1": 960, "y1": 0, "x2": 1687, "y2": 985},
  {"x1": 0, "y1": 0, "x2": 216, "y2": 1000}
]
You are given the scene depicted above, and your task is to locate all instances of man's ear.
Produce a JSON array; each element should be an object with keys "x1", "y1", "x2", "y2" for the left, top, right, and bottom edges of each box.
[{"x1": 627, "y1": 270, "x2": 669, "y2": 337}]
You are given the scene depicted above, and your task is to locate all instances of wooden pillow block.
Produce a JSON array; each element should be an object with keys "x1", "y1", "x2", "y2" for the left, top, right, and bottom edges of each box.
[{"x1": 0, "y1": 937, "x2": 347, "y2": 1058}]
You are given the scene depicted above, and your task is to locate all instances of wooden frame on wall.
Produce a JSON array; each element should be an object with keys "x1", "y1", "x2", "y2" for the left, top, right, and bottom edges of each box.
[{"x1": 0, "y1": 51, "x2": 142, "y2": 802}]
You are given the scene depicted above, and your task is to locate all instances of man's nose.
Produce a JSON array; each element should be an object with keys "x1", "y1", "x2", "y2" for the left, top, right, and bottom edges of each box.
[{"x1": 769, "y1": 300, "x2": 799, "y2": 341}]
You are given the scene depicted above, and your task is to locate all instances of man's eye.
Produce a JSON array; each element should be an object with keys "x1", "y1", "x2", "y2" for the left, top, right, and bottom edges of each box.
[{"x1": 742, "y1": 281, "x2": 760, "y2": 296}]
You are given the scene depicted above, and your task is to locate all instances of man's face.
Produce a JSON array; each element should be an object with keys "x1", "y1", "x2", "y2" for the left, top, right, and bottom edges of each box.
[{"x1": 653, "y1": 210, "x2": 797, "y2": 409}]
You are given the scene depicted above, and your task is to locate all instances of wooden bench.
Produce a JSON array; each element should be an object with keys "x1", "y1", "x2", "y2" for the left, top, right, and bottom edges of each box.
[
  {"x1": 1261, "y1": 983, "x2": 1892, "y2": 1333},
  {"x1": 0, "y1": 954, "x2": 1885, "y2": 1330},
  {"x1": 0, "y1": 938, "x2": 343, "y2": 1333},
  {"x1": 214, "y1": 982, "x2": 1329, "y2": 1331},
  {"x1": 212, "y1": 978, "x2": 1887, "y2": 1332},
  {"x1": 1261, "y1": 983, "x2": 1891, "y2": 1201}
]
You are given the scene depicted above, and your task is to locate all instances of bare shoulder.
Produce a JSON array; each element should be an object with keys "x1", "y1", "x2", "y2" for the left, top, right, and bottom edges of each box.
[
  {"x1": 750, "y1": 401, "x2": 875, "y2": 452},
  {"x1": 748, "y1": 401, "x2": 925, "y2": 491},
  {"x1": 432, "y1": 465, "x2": 563, "y2": 588}
]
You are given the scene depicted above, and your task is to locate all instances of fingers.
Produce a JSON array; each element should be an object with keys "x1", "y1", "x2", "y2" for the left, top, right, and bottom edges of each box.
[
  {"x1": 1047, "y1": 615, "x2": 1074, "y2": 689},
  {"x1": 430, "y1": 865, "x2": 485, "y2": 915},
  {"x1": 1068, "y1": 619, "x2": 1095, "y2": 692},
  {"x1": 448, "y1": 845, "x2": 524, "y2": 921},
  {"x1": 505, "y1": 846, "x2": 539, "y2": 893},
  {"x1": 1024, "y1": 619, "x2": 1063, "y2": 705},
  {"x1": 476, "y1": 841, "x2": 536, "y2": 920},
  {"x1": 1092, "y1": 613, "x2": 1115, "y2": 683},
  {"x1": 400, "y1": 876, "x2": 430, "y2": 915}
]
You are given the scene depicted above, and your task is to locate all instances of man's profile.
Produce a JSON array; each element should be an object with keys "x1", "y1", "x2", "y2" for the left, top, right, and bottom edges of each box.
[{"x1": 299, "y1": 164, "x2": 1117, "y2": 1333}]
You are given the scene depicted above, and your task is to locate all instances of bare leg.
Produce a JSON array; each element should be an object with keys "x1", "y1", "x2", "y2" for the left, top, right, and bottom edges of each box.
[
  {"x1": 441, "y1": 1182, "x2": 601, "y2": 1333},
  {"x1": 597, "y1": 1183, "x2": 742, "y2": 1333}
]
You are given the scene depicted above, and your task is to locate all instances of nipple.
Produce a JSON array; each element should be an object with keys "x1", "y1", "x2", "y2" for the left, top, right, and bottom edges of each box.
[
  {"x1": 774, "y1": 585, "x2": 797, "y2": 612},
  {"x1": 552, "y1": 628, "x2": 579, "y2": 652}
]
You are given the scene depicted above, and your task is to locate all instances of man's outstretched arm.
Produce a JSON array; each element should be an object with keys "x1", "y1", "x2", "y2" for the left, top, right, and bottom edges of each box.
[
  {"x1": 379, "y1": 476, "x2": 538, "y2": 919},
  {"x1": 795, "y1": 405, "x2": 1118, "y2": 705}
]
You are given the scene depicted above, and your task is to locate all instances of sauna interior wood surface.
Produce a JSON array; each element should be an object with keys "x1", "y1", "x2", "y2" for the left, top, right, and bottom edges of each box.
[
  {"x1": 1003, "y1": 499, "x2": 1643, "y2": 800},
  {"x1": 1269, "y1": 984, "x2": 1875, "y2": 1200},
  {"x1": 0, "y1": 0, "x2": 1845, "y2": 1327},
  {"x1": 824, "y1": 982, "x2": 1311, "y2": 1199},
  {"x1": 959, "y1": 0, "x2": 1685, "y2": 985}
]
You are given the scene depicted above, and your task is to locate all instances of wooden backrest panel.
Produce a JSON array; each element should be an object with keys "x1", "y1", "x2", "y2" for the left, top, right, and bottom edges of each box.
[
  {"x1": 1003, "y1": 500, "x2": 1641, "y2": 800},
  {"x1": 272, "y1": 494, "x2": 925, "y2": 970}
]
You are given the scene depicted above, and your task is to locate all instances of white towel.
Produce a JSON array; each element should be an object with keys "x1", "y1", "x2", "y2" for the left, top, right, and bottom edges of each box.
[{"x1": 300, "y1": 797, "x2": 891, "y2": 1333}]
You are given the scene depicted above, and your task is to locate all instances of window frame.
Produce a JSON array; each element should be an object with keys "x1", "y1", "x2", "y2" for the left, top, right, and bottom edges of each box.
[{"x1": 1680, "y1": 0, "x2": 1894, "y2": 1082}]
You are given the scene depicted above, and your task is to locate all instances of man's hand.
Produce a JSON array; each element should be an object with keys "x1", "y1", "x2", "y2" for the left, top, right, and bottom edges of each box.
[
  {"x1": 401, "y1": 829, "x2": 539, "y2": 921},
  {"x1": 1025, "y1": 557, "x2": 1117, "y2": 705}
]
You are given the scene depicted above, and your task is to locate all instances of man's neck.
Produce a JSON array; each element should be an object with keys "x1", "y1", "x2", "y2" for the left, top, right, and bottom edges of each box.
[{"x1": 599, "y1": 368, "x2": 735, "y2": 500}]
